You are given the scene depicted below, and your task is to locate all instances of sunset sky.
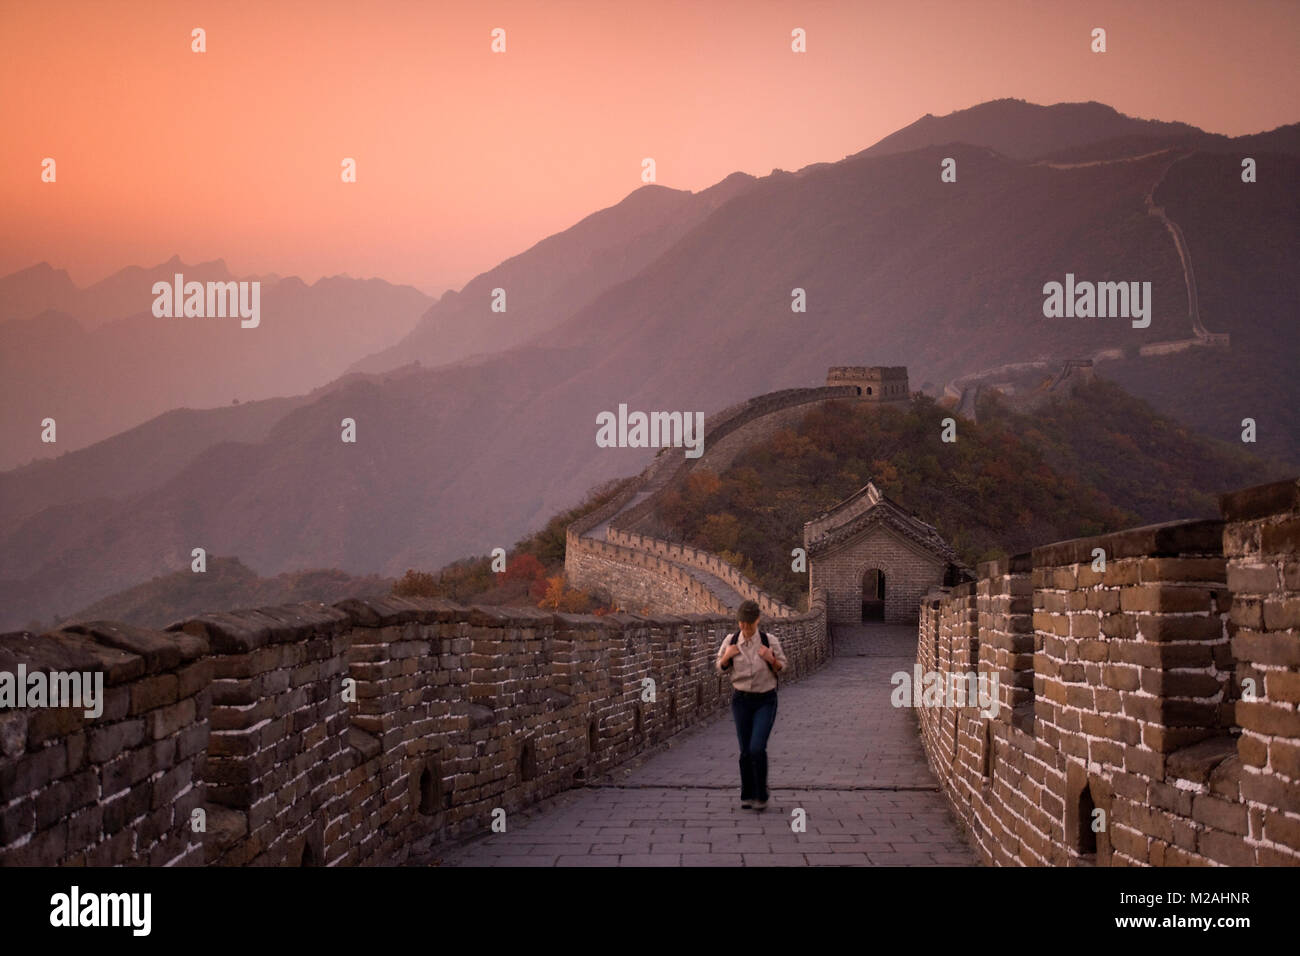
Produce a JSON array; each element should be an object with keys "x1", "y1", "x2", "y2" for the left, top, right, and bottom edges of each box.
[{"x1": 3, "y1": 0, "x2": 1297, "y2": 295}]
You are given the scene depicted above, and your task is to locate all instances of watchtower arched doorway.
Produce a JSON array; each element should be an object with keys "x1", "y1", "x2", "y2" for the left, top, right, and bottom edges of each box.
[{"x1": 861, "y1": 568, "x2": 885, "y2": 621}]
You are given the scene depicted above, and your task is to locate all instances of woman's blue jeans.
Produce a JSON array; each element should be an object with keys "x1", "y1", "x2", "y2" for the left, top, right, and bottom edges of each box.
[{"x1": 731, "y1": 689, "x2": 778, "y2": 801}]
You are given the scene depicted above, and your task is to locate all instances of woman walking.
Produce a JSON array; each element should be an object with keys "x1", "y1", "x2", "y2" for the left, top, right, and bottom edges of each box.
[{"x1": 716, "y1": 600, "x2": 787, "y2": 810}]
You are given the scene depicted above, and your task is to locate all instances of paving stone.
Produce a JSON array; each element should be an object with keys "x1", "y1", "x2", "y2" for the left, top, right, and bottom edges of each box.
[
  {"x1": 431, "y1": 624, "x2": 979, "y2": 868},
  {"x1": 618, "y1": 853, "x2": 682, "y2": 866}
]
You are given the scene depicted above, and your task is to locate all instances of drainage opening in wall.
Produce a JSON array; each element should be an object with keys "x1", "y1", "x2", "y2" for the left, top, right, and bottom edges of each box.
[
  {"x1": 695, "y1": 684, "x2": 703, "y2": 709},
  {"x1": 296, "y1": 823, "x2": 324, "y2": 866},
  {"x1": 588, "y1": 718, "x2": 599, "y2": 758},
  {"x1": 519, "y1": 739, "x2": 538, "y2": 782},
  {"x1": 418, "y1": 758, "x2": 444, "y2": 816},
  {"x1": 1074, "y1": 783, "x2": 1097, "y2": 856},
  {"x1": 633, "y1": 703, "x2": 643, "y2": 738}
]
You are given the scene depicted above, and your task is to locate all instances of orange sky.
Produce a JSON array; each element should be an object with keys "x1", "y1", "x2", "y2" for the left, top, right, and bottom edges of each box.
[{"x1": 2, "y1": 0, "x2": 1297, "y2": 295}]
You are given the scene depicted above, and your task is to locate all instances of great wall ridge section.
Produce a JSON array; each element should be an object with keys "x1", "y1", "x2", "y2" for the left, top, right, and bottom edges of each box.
[
  {"x1": 1, "y1": 360, "x2": 1296, "y2": 865},
  {"x1": 943, "y1": 147, "x2": 1230, "y2": 423},
  {"x1": 564, "y1": 382, "x2": 865, "y2": 619}
]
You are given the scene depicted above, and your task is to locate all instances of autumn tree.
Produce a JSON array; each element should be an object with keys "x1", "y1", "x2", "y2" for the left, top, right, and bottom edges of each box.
[
  {"x1": 538, "y1": 575, "x2": 566, "y2": 610},
  {"x1": 393, "y1": 569, "x2": 439, "y2": 598},
  {"x1": 504, "y1": 552, "x2": 545, "y2": 583}
]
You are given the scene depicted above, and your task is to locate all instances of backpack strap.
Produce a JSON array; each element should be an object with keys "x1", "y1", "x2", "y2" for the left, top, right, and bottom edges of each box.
[
  {"x1": 722, "y1": 630, "x2": 778, "y2": 678},
  {"x1": 761, "y1": 631, "x2": 778, "y2": 679}
]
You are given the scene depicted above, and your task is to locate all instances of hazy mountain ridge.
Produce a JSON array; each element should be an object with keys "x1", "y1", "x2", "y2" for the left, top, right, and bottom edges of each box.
[
  {"x1": 1, "y1": 99, "x2": 1294, "y2": 630},
  {"x1": 1, "y1": 255, "x2": 240, "y2": 326},
  {"x1": 0, "y1": 258, "x2": 434, "y2": 468},
  {"x1": 46, "y1": 557, "x2": 393, "y2": 632},
  {"x1": 348, "y1": 174, "x2": 760, "y2": 376}
]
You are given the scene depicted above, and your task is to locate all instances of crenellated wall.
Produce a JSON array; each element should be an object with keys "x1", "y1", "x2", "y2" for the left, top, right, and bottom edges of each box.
[
  {"x1": 0, "y1": 590, "x2": 829, "y2": 865},
  {"x1": 564, "y1": 536, "x2": 738, "y2": 615},
  {"x1": 565, "y1": 383, "x2": 861, "y2": 615},
  {"x1": 604, "y1": 528, "x2": 797, "y2": 616},
  {"x1": 915, "y1": 476, "x2": 1300, "y2": 866}
]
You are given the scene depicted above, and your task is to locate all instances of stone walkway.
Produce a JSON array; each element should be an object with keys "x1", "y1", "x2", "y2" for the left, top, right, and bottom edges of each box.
[{"x1": 427, "y1": 624, "x2": 979, "y2": 866}]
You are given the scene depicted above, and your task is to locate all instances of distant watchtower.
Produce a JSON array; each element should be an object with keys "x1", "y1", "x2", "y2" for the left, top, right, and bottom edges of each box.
[{"x1": 826, "y1": 366, "x2": 910, "y2": 403}]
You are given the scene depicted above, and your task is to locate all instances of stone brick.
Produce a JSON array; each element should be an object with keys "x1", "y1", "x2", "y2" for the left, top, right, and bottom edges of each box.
[
  {"x1": 1141, "y1": 558, "x2": 1226, "y2": 584},
  {"x1": 1192, "y1": 795, "x2": 1248, "y2": 835},
  {"x1": 130, "y1": 673, "x2": 179, "y2": 715},
  {"x1": 1232, "y1": 630, "x2": 1300, "y2": 667},
  {"x1": 149, "y1": 697, "x2": 197, "y2": 740},
  {"x1": 0, "y1": 820, "x2": 68, "y2": 866},
  {"x1": 1120, "y1": 586, "x2": 1214, "y2": 614},
  {"x1": 1270, "y1": 739, "x2": 1300, "y2": 780},
  {"x1": 1240, "y1": 772, "x2": 1300, "y2": 814},
  {"x1": 1262, "y1": 809, "x2": 1300, "y2": 850},
  {"x1": 1261, "y1": 517, "x2": 1300, "y2": 555},
  {"x1": 1265, "y1": 670, "x2": 1300, "y2": 704},
  {"x1": 176, "y1": 660, "x2": 212, "y2": 699},
  {"x1": 1197, "y1": 828, "x2": 1253, "y2": 866},
  {"x1": 1139, "y1": 615, "x2": 1224, "y2": 643},
  {"x1": 1235, "y1": 700, "x2": 1300, "y2": 738},
  {"x1": 0, "y1": 798, "x2": 34, "y2": 845},
  {"x1": 1262, "y1": 599, "x2": 1300, "y2": 631},
  {"x1": 1237, "y1": 732, "x2": 1268, "y2": 767},
  {"x1": 1228, "y1": 564, "x2": 1279, "y2": 593},
  {"x1": 1138, "y1": 670, "x2": 1224, "y2": 698},
  {"x1": 0, "y1": 740, "x2": 67, "y2": 796}
]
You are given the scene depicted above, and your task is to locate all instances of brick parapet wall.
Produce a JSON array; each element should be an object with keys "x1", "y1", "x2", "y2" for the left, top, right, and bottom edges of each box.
[
  {"x1": 0, "y1": 622, "x2": 210, "y2": 866},
  {"x1": 915, "y1": 477, "x2": 1300, "y2": 866},
  {"x1": 605, "y1": 528, "x2": 797, "y2": 616},
  {"x1": 174, "y1": 603, "x2": 354, "y2": 866},
  {"x1": 976, "y1": 553, "x2": 1034, "y2": 725},
  {"x1": 1220, "y1": 477, "x2": 1300, "y2": 863},
  {"x1": 566, "y1": 536, "x2": 736, "y2": 615},
  {"x1": 0, "y1": 590, "x2": 828, "y2": 866}
]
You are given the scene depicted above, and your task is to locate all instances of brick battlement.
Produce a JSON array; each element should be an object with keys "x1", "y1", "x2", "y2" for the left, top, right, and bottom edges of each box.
[
  {"x1": 605, "y1": 527, "x2": 798, "y2": 617},
  {"x1": 565, "y1": 381, "x2": 862, "y2": 613},
  {"x1": 0, "y1": 590, "x2": 829, "y2": 866},
  {"x1": 915, "y1": 477, "x2": 1300, "y2": 866}
]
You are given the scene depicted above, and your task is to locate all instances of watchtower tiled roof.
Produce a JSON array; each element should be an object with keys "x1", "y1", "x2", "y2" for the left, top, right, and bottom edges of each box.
[{"x1": 804, "y1": 480, "x2": 961, "y2": 563}]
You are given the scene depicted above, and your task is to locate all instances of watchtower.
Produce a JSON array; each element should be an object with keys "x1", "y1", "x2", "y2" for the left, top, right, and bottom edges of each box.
[{"x1": 826, "y1": 366, "x2": 910, "y2": 403}]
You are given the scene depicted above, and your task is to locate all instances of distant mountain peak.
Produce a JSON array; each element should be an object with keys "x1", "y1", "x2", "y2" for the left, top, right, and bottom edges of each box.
[
  {"x1": 17, "y1": 261, "x2": 64, "y2": 276},
  {"x1": 0, "y1": 261, "x2": 73, "y2": 282},
  {"x1": 858, "y1": 98, "x2": 1204, "y2": 163}
]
